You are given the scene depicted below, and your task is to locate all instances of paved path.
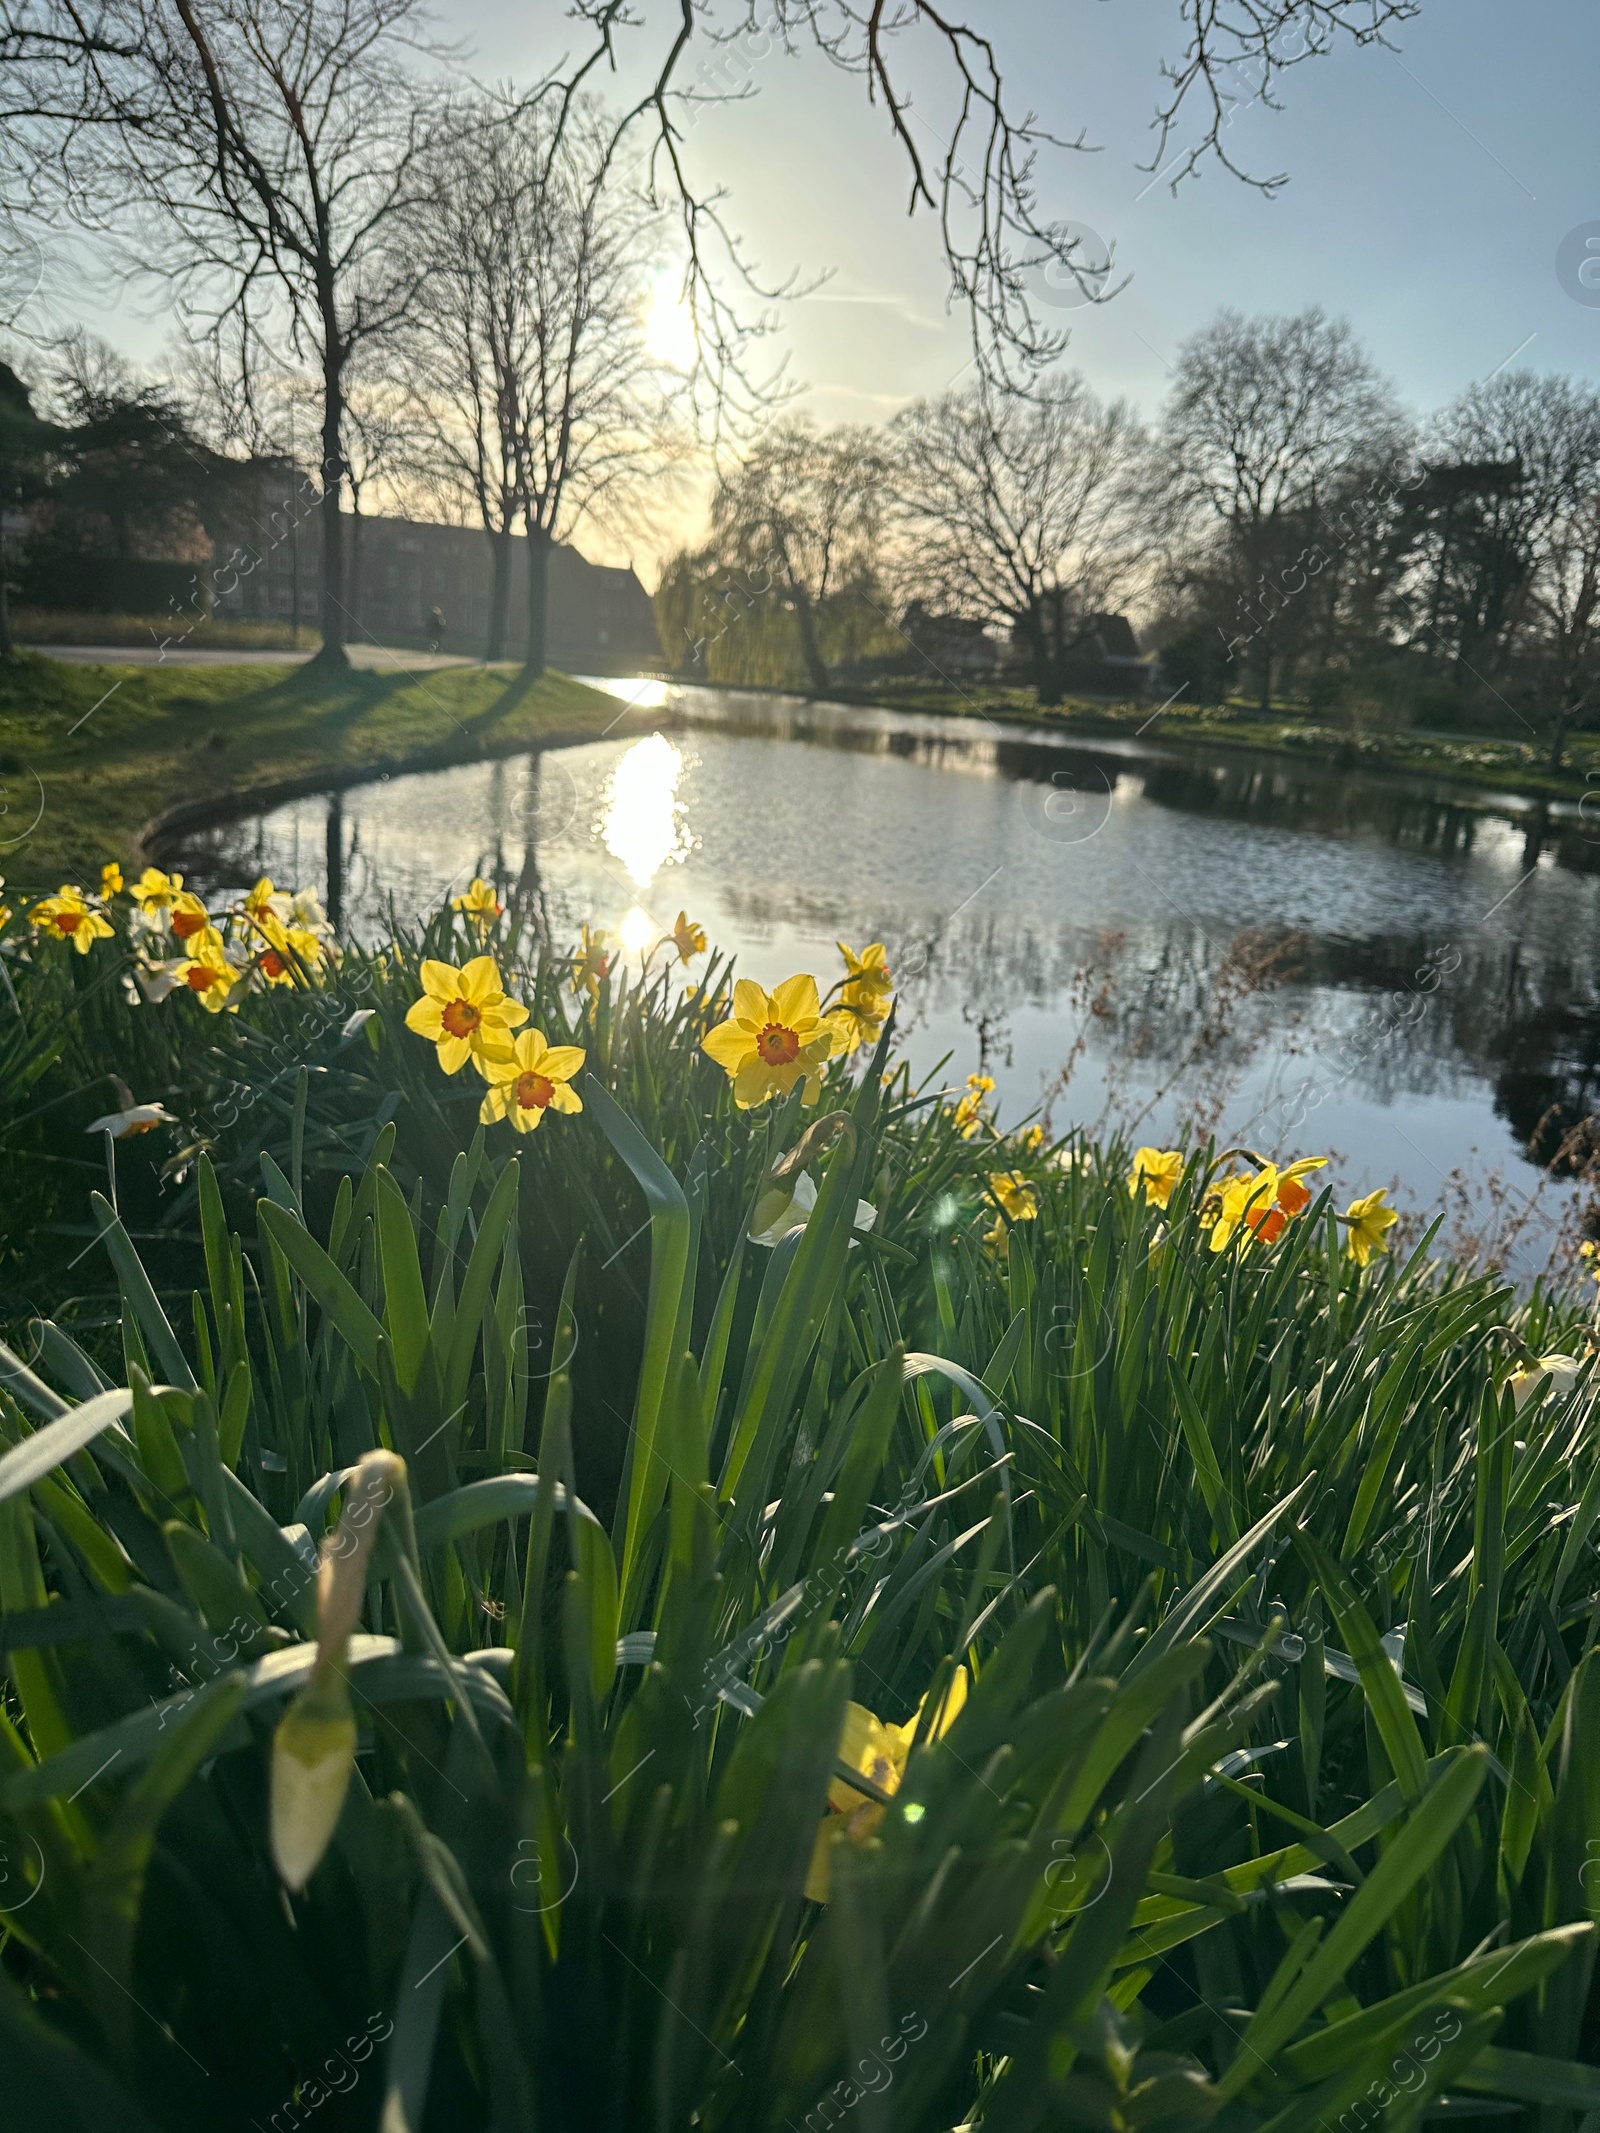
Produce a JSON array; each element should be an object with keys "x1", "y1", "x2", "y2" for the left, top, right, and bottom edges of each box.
[{"x1": 32, "y1": 643, "x2": 500, "y2": 670}]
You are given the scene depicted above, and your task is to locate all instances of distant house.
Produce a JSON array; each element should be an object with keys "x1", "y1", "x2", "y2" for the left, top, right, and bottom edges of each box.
[
  {"x1": 1008, "y1": 609, "x2": 1153, "y2": 698},
  {"x1": 204, "y1": 470, "x2": 661, "y2": 668},
  {"x1": 900, "y1": 600, "x2": 1003, "y2": 677}
]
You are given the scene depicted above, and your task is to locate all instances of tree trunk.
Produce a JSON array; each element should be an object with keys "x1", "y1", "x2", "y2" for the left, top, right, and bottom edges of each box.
[
  {"x1": 1023, "y1": 601, "x2": 1061, "y2": 706},
  {"x1": 1549, "y1": 677, "x2": 1580, "y2": 772},
  {"x1": 791, "y1": 581, "x2": 830, "y2": 694},
  {"x1": 488, "y1": 523, "x2": 512, "y2": 663},
  {"x1": 1256, "y1": 634, "x2": 1273, "y2": 715},
  {"x1": 348, "y1": 498, "x2": 363, "y2": 630},
  {"x1": 523, "y1": 521, "x2": 552, "y2": 677},
  {"x1": 313, "y1": 335, "x2": 349, "y2": 667}
]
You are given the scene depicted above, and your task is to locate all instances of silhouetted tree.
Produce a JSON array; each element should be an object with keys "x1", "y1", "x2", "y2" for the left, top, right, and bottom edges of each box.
[{"x1": 890, "y1": 378, "x2": 1146, "y2": 704}]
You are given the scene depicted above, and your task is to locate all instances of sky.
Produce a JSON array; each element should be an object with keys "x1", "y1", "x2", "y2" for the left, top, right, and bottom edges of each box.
[{"x1": 43, "y1": 0, "x2": 1600, "y2": 581}]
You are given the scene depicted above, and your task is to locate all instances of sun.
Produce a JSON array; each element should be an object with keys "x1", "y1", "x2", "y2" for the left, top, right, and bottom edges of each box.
[
  {"x1": 619, "y1": 906, "x2": 657, "y2": 958},
  {"x1": 644, "y1": 271, "x2": 699, "y2": 370}
]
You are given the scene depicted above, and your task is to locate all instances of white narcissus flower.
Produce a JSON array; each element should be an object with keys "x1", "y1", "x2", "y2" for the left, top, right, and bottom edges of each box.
[
  {"x1": 1508, "y1": 1354, "x2": 1585, "y2": 1411},
  {"x1": 135, "y1": 957, "x2": 190, "y2": 1003},
  {"x1": 86, "y1": 1075, "x2": 176, "y2": 1137},
  {"x1": 270, "y1": 1450, "x2": 405, "y2": 1892},
  {"x1": 86, "y1": 1101, "x2": 177, "y2": 1139},
  {"x1": 270, "y1": 1669, "x2": 359, "y2": 1895},
  {"x1": 747, "y1": 1169, "x2": 877, "y2": 1248}
]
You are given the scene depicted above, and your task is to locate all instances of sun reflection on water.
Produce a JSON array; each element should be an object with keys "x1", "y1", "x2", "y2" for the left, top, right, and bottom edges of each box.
[{"x1": 600, "y1": 734, "x2": 692, "y2": 887}]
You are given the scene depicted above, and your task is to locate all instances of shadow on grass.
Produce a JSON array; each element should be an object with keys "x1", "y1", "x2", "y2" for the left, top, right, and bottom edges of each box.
[{"x1": 462, "y1": 664, "x2": 543, "y2": 738}]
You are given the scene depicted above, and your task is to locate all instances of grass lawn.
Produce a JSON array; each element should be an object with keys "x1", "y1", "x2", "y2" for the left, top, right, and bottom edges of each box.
[{"x1": 0, "y1": 652, "x2": 621, "y2": 886}]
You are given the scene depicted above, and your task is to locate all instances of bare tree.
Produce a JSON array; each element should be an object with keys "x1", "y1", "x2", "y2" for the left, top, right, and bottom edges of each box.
[
  {"x1": 705, "y1": 420, "x2": 884, "y2": 693},
  {"x1": 1145, "y1": 0, "x2": 1419, "y2": 195},
  {"x1": 536, "y1": 0, "x2": 1424, "y2": 387},
  {"x1": 41, "y1": 0, "x2": 435, "y2": 666},
  {"x1": 404, "y1": 94, "x2": 669, "y2": 670},
  {"x1": 889, "y1": 377, "x2": 1146, "y2": 704},
  {"x1": 1160, "y1": 307, "x2": 1400, "y2": 711},
  {"x1": 1423, "y1": 372, "x2": 1600, "y2": 764}
]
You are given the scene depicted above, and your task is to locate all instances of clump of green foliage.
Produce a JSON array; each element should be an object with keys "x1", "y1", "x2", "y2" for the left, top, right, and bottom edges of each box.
[{"x1": 1, "y1": 897, "x2": 1600, "y2": 2128}]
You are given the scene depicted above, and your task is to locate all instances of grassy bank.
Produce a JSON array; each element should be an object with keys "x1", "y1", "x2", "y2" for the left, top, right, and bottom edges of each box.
[
  {"x1": 0, "y1": 652, "x2": 621, "y2": 884},
  {"x1": 789, "y1": 674, "x2": 1600, "y2": 804}
]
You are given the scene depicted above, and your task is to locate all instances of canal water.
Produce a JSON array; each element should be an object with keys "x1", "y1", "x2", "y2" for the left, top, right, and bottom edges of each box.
[{"x1": 172, "y1": 679, "x2": 1600, "y2": 1278}]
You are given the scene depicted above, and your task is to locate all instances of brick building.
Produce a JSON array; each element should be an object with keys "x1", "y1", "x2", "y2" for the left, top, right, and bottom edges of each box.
[{"x1": 208, "y1": 467, "x2": 660, "y2": 668}]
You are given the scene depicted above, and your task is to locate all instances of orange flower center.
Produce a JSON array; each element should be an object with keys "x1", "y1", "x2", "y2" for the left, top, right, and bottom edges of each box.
[
  {"x1": 1276, "y1": 1177, "x2": 1313, "y2": 1218},
  {"x1": 757, "y1": 1022, "x2": 801, "y2": 1066},
  {"x1": 442, "y1": 998, "x2": 482, "y2": 1039},
  {"x1": 56, "y1": 912, "x2": 83, "y2": 935},
  {"x1": 260, "y1": 950, "x2": 287, "y2": 978},
  {"x1": 514, "y1": 1070, "x2": 555, "y2": 1112},
  {"x1": 1245, "y1": 1204, "x2": 1287, "y2": 1244},
  {"x1": 186, "y1": 965, "x2": 223, "y2": 993},
  {"x1": 172, "y1": 910, "x2": 207, "y2": 940}
]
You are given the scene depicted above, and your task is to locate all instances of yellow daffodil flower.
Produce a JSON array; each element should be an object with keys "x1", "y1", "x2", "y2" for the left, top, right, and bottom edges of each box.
[
  {"x1": 477, "y1": 1029, "x2": 586, "y2": 1132},
  {"x1": 1344, "y1": 1187, "x2": 1399, "y2": 1267},
  {"x1": 100, "y1": 861, "x2": 123, "y2": 898},
  {"x1": 1015, "y1": 1122, "x2": 1047, "y2": 1154},
  {"x1": 1274, "y1": 1155, "x2": 1330, "y2": 1217},
  {"x1": 131, "y1": 867, "x2": 182, "y2": 913},
  {"x1": 404, "y1": 956, "x2": 528, "y2": 1074},
  {"x1": 244, "y1": 875, "x2": 291, "y2": 925},
  {"x1": 31, "y1": 886, "x2": 115, "y2": 953},
  {"x1": 669, "y1": 910, "x2": 707, "y2": 963},
  {"x1": 1580, "y1": 1240, "x2": 1600, "y2": 1288},
  {"x1": 166, "y1": 890, "x2": 218, "y2": 948},
  {"x1": 701, "y1": 974, "x2": 842, "y2": 1109},
  {"x1": 1209, "y1": 1157, "x2": 1328, "y2": 1252},
  {"x1": 177, "y1": 943, "x2": 241, "y2": 1012},
  {"x1": 452, "y1": 877, "x2": 503, "y2": 928},
  {"x1": 254, "y1": 919, "x2": 326, "y2": 986},
  {"x1": 838, "y1": 940, "x2": 893, "y2": 999},
  {"x1": 571, "y1": 924, "x2": 612, "y2": 1000},
  {"x1": 950, "y1": 1072, "x2": 995, "y2": 1140},
  {"x1": 833, "y1": 988, "x2": 890, "y2": 1056},
  {"x1": 1129, "y1": 1146, "x2": 1184, "y2": 1208},
  {"x1": 833, "y1": 941, "x2": 895, "y2": 1055},
  {"x1": 807, "y1": 1669, "x2": 968, "y2": 1903},
  {"x1": 989, "y1": 1170, "x2": 1039, "y2": 1223},
  {"x1": 1208, "y1": 1166, "x2": 1281, "y2": 1251}
]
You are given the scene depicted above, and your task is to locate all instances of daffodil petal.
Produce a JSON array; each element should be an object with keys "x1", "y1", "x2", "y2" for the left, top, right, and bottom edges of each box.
[
  {"x1": 732, "y1": 978, "x2": 769, "y2": 1026},
  {"x1": 460, "y1": 955, "x2": 505, "y2": 1004},
  {"x1": 770, "y1": 972, "x2": 821, "y2": 1026},
  {"x1": 702, "y1": 1019, "x2": 754, "y2": 1072},
  {"x1": 419, "y1": 959, "x2": 461, "y2": 1002}
]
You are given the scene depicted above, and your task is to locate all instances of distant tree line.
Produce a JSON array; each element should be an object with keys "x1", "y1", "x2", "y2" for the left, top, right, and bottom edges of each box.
[{"x1": 665, "y1": 309, "x2": 1600, "y2": 768}]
